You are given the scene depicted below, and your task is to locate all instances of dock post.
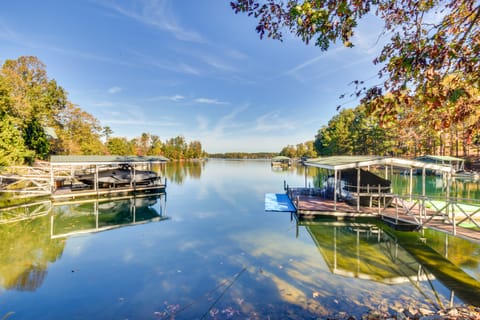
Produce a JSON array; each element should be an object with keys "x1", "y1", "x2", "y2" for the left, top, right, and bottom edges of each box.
[
  {"x1": 356, "y1": 168, "x2": 360, "y2": 212},
  {"x1": 333, "y1": 170, "x2": 338, "y2": 211},
  {"x1": 378, "y1": 184, "x2": 381, "y2": 214},
  {"x1": 452, "y1": 201, "x2": 456, "y2": 235},
  {"x1": 95, "y1": 165, "x2": 99, "y2": 194},
  {"x1": 409, "y1": 167, "x2": 413, "y2": 200}
]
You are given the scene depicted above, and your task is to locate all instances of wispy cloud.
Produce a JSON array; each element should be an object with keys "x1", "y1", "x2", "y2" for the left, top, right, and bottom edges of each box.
[
  {"x1": 201, "y1": 55, "x2": 237, "y2": 73},
  {"x1": 108, "y1": 86, "x2": 122, "y2": 94},
  {"x1": 0, "y1": 21, "x2": 20, "y2": 43},
  {"x1": 178, "y1": 62, "x2": 201, "y2": 76},
  {"x1": 253, "y1": 112, "x2": 296, "y2": 132},
  {"x1": 0, "y1": 19, "x2": 131, "y2": 66},
  {"x1": 99, "y1": 0, "x2": 205, "y2": 43},
  {"x1": 92, "y1": 101, "x2": 115, "y2": 107},
  {"x1": 147, "y1": 94, "x2": 185, "y2": 102},
  {"x1": 284, "y1": 46, "x2": 345, "y2": 76},
  {"x1": 127, "y1": 49, "x2": 202, "y2": 76},
  {"x1": 194, "y1": 98, "x2": 229, "y2": 105},
  {"x1": 167, "y1": 94, "x2": 185, "y2": 102},
  {"x1": 196, "y1": 115, "x2": 209, "y2": 131},
  {"x1": 204, "y1": 105, "x2": 248, "y2": 137},
  {"x1": 103, "y1": 118, "x2": 178, "y2": 127},
  {"x1": 147, "y1": 95, "x2": 228, "y2": 105}
]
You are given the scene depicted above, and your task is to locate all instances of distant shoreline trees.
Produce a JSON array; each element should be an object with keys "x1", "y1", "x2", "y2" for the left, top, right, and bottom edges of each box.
[
  {"x1": 282, "y1": 103, "x2": 479, "y2": 158},
  {"x1": 207, "y1": 152, "x2": 277, "y2": 159},
  {"x1": 0, "y1": 56, "x2": 205, "y2": 166}
]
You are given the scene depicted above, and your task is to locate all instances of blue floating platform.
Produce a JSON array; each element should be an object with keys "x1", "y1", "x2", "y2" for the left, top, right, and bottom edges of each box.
[{"x1": 265, "y1": 193, "x2": 296, "y2": 212}]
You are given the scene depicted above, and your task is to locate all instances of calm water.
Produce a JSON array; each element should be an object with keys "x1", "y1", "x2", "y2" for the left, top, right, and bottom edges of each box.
[{"x1": 1, "y1": 160, "x2": 480, "y2": 319}]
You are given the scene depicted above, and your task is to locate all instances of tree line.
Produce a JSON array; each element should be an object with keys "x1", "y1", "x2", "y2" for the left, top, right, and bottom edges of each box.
[
  {"x1": 0, "y1": 56, "x2": 205, "y2": 167},
  {"x1": 208, "y1": 152, "x2": 277, "y2": 159},
  {"x1": 281, "y1": 100, "x2": 479, "y2": 159}
]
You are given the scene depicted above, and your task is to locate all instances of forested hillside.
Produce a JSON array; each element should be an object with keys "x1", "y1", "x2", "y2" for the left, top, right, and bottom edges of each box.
[{"x1": 0, "y1": 56, "x2": 205, "y2": 166}]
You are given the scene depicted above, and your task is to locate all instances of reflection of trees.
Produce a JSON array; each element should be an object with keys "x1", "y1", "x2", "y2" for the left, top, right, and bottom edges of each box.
[
  {"x1": 0, "y1": 215, "x2": 65, "y2": 291},
  {"x1": 165, "y1": 161, "x2": 204, "y2": 185},
  {"x1": 450, "y1": 179, "x2": 480, "y2": 200}
]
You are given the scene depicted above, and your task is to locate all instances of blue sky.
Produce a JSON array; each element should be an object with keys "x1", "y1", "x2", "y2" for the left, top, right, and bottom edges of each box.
[{"x1": 0, "y1": 0, "x2": 384, "y2": 153}]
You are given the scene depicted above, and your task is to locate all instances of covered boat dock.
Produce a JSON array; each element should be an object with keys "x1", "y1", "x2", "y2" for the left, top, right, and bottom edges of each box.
[
  {"x1": 285, "y1": 156, "x2": 480, "y2": 242},
  {"x1": 0, "y1": 155, "x2": 168, "y2": 201},
  {"x1": 49, "y1": 155, "x2": 168, "y2": 200},
  {"x1": 271, "y1": 155, "x2": 292, "y2": 168},
  {"x1": 299, "y1": 156, "x2": 455, "y2": 213}
]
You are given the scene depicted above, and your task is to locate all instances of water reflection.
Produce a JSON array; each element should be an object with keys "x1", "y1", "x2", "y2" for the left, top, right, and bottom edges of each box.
[
  {"x1": 298, "y1": 218, "x2": 480, "y2": 307},
  {"x1": 0, "y1": 193, "x2": 167, "y2": 293},
  {"x1": 0, "y1": 213, "x2": 64, "y2": 292},
  {"x1": 165, "y1": 160, "x2": 205, "y2": 184},
  {"x1": 301, "y1": 220, "x2": 423, "y2": 284},
  {"x1": 51, "y1": 193, "x2": 167, "y2": 238}
]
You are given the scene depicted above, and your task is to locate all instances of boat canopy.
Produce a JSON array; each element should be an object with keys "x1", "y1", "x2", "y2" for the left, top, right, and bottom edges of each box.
[
  {"x1": 304, "y1": 156, "x2": 455, "y2": 173},
  {"x1": 50, "y1": 155, "x2": 169, "y2": 166}
]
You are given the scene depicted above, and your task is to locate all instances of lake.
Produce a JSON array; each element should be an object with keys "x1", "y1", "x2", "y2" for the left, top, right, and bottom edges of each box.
[{"x1": 1, "y1": 159, "x2": 480, "y2": 319}]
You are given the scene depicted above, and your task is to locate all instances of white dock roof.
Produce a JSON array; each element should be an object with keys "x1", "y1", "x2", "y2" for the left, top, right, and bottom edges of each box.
[{"x1": 304, "y1": 156, "x2": 454, "y2": 173}]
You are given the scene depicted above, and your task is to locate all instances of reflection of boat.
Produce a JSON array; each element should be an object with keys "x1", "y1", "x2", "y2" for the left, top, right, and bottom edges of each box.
[
  {"x1": 76, "y1": 164, "x2": 158, "y2": 187},
  {"x1": 51, "y1": 194, "x2": 167, "y2": 238}
]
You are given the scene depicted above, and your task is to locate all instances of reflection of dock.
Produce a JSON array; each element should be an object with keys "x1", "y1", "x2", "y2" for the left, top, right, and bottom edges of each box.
[
  {"x1": 299, "y1": 220, "x2": 428, "y2": 284},
  {"x1": 298, "y1": 219, "x2": 480, "y2": 307},
  {"x1": 0, "y1": 200, "x2": 52, "y2": 224},
  {"x1": 52, "y1": 184, "x2": 165, "y2": 202},
  {"x1": 50, "y1": 193, "x2": 168, "y2": 239}
]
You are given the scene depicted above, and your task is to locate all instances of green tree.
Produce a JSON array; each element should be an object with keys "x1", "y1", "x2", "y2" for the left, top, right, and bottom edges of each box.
[
  {"x1": 304, "y1": 140, "x2": 317, "y2": 158},
  {"x1": 106, "y1": 137, "x2": 134, "y2": 155},
  {"x1": 148, "y1": 135, "x2": 163, "y2": 156},
  {"x1": 1, "y1": 56, "x2": 66, "y2": 127},
  {"x1": 0, "y1": 116, "x2": 31, "y2": 166},
  {"x1": 102, "y1": 126, "x2": 113, "y2": 142},
  {"x1": 23, "y1": 117, "x2": 50, "y2": 160},
  {"x1": 54, "y1": 102, "x2": 105, "y2": 155},
  {"x1": 280, "y1": 145, "x2": 297, "y2": 158},
  {"x1": 187, "y1": 140, "x2": 203, "y2": 159}
]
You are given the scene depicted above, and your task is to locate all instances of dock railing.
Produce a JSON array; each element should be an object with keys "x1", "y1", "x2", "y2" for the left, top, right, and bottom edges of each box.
[
  {"x1": 387, "y1": 194, "x2": 480, "y2": 235},
  {"x1": 285, "y1": 183, "x2": 480, "y2": 235}
]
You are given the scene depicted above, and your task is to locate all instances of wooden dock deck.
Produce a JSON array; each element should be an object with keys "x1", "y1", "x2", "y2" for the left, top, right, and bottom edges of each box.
[
  {"x1": 293, "y1": 195, "x2": 377, "y2": 218},
  {"x1": 287, "y1": 189, "x2": 480, "y2": 243}
]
